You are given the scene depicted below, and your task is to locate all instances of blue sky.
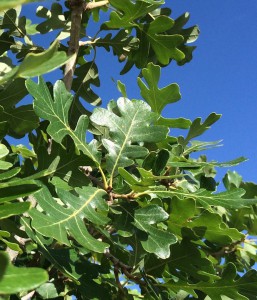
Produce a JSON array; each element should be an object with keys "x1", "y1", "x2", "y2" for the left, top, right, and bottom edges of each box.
[{"x1": 21, "y1": 1, "x2": 257, "y2": 185}]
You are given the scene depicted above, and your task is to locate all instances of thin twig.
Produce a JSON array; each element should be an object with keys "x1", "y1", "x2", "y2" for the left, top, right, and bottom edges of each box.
[{"x1": 84, "y1": 0, "x2": 109, "y2": 10}]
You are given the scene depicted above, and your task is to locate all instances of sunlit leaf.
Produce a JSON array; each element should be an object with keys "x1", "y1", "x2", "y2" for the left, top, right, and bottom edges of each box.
[
  {"x1": 30, "y1": 185, "x2": 110, "y2": 253},
  {"x1": 0, "y1": 251, "x2": 48, "y2": 294},
  {"x1": 90, "y1": 97, "x2": 168, "y2": 180},
  {"x1": 26, "y1": 77, "x2": 101, "y2": 165},
  {"x1": 0, "y1": 40, "x2": 74, "y2": 84},
  {"x1": 133, "y1": 205, "x2": 177, "y2": 259},
  {"x1": 138, "y1": 63, "x2": 181, "y2": 114}
]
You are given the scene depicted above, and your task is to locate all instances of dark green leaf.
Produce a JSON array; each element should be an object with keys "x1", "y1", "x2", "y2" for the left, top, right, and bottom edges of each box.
[{"x1": 162, "y1": 263, "x2": 257, "y2": 300}]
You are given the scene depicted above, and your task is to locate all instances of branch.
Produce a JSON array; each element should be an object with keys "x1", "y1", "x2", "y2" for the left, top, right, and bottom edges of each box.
[
  {"x1": 84, "y1": 0, "x2": 109, "y2": 10},
  {"x1": 63, "y1": 0, "x2": 84, "y2": 91}
]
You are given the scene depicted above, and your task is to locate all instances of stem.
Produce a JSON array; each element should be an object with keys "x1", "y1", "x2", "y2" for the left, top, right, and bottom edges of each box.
[
  {"x1": 63, "y1": 0, "x2": 84, "y2": 91},
  {"x1": 84, "y1": 0, "x2": 109, "y2": 10}
]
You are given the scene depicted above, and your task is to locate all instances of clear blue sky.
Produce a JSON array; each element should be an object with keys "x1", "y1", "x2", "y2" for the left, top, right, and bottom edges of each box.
[{"x1": 22, "y1": 1, "x2": 257, "y2": 185}]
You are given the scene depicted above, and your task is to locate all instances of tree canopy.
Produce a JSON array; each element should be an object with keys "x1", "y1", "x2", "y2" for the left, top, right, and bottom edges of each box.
[{"x1": 0, "y1": 1, "x2": 257, "y2": 299}]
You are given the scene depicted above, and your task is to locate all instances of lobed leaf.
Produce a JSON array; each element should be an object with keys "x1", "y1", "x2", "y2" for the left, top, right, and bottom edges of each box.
[
  {"x1": 26, "y1": 77, "x2": 101, "y2": 165},
  {"x1": 90, "y1": 97, "x2": 169, "y2": 181},
  {"x1": 30, "y1": 185, "x2": 110, "y2": 253},
  {"x1": 144, "y1": 188, "x2": 257, "y2": 209},
  {"x1": 133, "y1": 205, "x2": 177, "y2": 259},
  {"x1": 138, "y1": 63, "x2": 181, "y2": 114},
  {"x1": 162, "y1": 263, "x2": 257, "y2": 300}
]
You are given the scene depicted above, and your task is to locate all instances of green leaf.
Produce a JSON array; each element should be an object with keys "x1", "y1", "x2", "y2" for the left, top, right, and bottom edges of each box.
[
  {"x1": 1, "y1": 104, "x2": 39, "y2": 137},
  {"x1": 0, "y1": 181, "x2": 41, "y2": 203},
  {"x1": 95, "y1": 30, "x2": 138, "y2": 57},
  {"x1": 144, "y1": 188, "x2": 257, "y2": 209},
  {"x1": 73, "y1": 60, "x2": 101, "y2": 106},
  {"x1": 0, "y1": 0, "x2": 37, "y2": 11},
  {"x1": 0, "y1": 230, "x2": 22, "y2": 252},
  {"x1": 168, "y1": 156, "x2": 247, "y2": 169},
  {"x1": 183, "y1": 113, "x2": 222, "y2": 145},
  {"x1": 162, "y1": 263, "x2": 257, "y2": 300},
  {"x1": 223, "y1": 170, "x2": 243, "y2": 190},
  {"x1": 0, "y1": 144, "x2": 12, "y2": 170},
  {"x1": 141, "y1": 16, "x2": 185, "y2": 65},
  {"x1": 26, "y1": 78, "x2": 101, "y2": 165},
  {"x1": 133, "y1": 205, "x2": 177, "y2": 259},
  {"x1": 0, "y1": 167, "x2": 20, "y2": 181},
  {"x1": 0, "y1": 202, "x2": 31, "y2": 219},
  {"x1": 90, "y1": 98, "x2": 168, "y2": 180},
  {"x1": 30, "y1": 185, "x2": 110, "y2": 253},
  {"x1": 138, "y1": 63, "x2": 181, "y2": 114},
  {"x1": 0, "y1": 251, "x2": 48, "y2": 294},
  {"x1": 155, "y1": 116, "x2": 191, "y2": 129},
  {"x1": 22, "y1": 217, "x2": 80, "y2": 283},
  {"x1": 0, "y1": 40, "x2": 73, "y2": 85},
  {"x1": 36, "y1": 283, "x2": 58, "y2": 299},
  {"x1": 106, "y1": 0, "x2": 163, "y2": 28}
]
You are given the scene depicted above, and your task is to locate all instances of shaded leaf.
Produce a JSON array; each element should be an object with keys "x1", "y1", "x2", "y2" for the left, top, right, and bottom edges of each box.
[
  {"x1": 162, "y1": 263, "x2": 257, "y2": 300},
  {"x1": 133, "y1": 205, "x2": 177, "y2": 259},
  {"x1": 138, "y1": 63, "x2": 181, "y2": 114},
  {"x1": 73, "y1": 60, "x2": 101, "y2": 106},
  {"x1": 0, "y1": 181, "x2": 40, "y2": 203},
  {"x1": 1, "y1": 104, "x2": 39, "y2": 137},
  {"x1": 0, "y1": 251, "x2": 48, "y2": 294}
]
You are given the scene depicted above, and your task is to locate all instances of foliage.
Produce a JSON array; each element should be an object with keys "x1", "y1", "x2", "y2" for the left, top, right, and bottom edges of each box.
[{"x1": 0, "y1": 0, "x2": 257, "y2": 299}]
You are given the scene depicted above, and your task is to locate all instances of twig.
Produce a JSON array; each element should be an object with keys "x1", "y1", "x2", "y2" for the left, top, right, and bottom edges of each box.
[
  {"x1": 63, "y1": 0, "x2": 84, "y2": 91},
  {"x1": 84, "y1": 0, "x2": 109, "y2": 10},
  {"x1": 105, "y1": 250, "x2": 146, "y2": 287}
]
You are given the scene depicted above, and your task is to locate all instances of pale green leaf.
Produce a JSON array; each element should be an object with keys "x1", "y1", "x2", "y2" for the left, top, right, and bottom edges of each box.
[
  {"x1": 90, "y1": 98, "x2": 169, "y2": 180},
  {"x1": 0, "y1": 144, "x2": 12, "y2": 170}
]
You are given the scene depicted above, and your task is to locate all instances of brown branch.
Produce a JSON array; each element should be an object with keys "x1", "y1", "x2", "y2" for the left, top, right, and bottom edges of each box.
[
  {"x1": 105, "y1": 251, "x2": 146, "y2": 287},
  {"x1": 63, "y1": 0, "x2": 84, "y2": 91}
]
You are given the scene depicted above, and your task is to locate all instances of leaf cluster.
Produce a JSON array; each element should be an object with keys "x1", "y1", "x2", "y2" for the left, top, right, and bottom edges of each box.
[{"x1": 0, "y1": 1, "x2": 257, "y2": 300}]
